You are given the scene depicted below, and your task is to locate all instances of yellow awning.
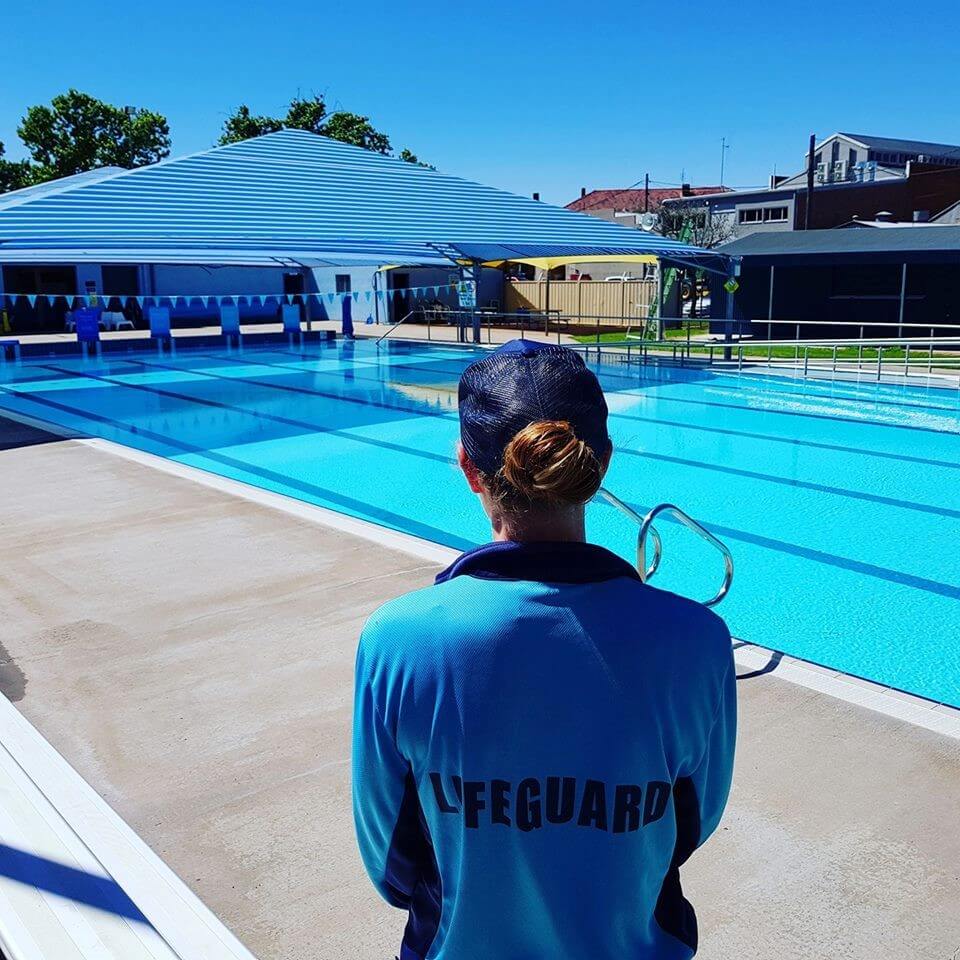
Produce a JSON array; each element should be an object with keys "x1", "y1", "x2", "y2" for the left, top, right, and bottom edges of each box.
[{"x1": 482, "y1": 254, "x2": 657, "y2": 270}]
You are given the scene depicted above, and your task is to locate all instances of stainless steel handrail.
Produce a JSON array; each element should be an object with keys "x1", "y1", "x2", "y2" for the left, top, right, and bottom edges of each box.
[
  {"x1": 374, "y1": 311, "x2": 418, "y2": 345},
  {"x1": 639, "y1": 503, "x2": 734, "y2": 607},
  {"x1": 596, "y1": 489, "x2": 734, "y2": 607},
  {"x1": 596, "y1": 488, "x2": 662, "y2": 581}
]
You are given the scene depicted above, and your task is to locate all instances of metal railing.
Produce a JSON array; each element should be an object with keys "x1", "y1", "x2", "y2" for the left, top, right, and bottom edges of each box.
[
  {"x1": 597, "y1": 488, "x2": 734, "y2": 607},
  {"x1": 375, "y1": 308, "x2": 562, "y2": 346},
  {"x1": 577, "y1": 335, "x2": 960, "y2": 383}
]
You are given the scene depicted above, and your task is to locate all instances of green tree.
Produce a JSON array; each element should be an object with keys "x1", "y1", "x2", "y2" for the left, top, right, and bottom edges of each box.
[
  {"x1": 321, "y1": 111, "x2": 391, "y2": 154},
  {"x1": 219, "y1": 95, "x2": 423, "y2": 162},
  {"x1": 399, "y1": 148, "x2": 432, "y2": 167},
  {"x1": 218, "y1": 104, "x2": 284, "y2": 145},
  {"x1": 17, "y1": 89, "x2": 170, "y2": 180},
  {"x1": 283, "y1": 95, "x2": 328, "y2": 136},
  {"x1": 0, "y1": 141, "x2": 33, "y2": 193}
]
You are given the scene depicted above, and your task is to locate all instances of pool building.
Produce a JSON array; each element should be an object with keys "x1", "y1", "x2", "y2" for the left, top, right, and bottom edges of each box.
[{"x1": 0, "y1": 129, "x2": 729, "y2": 335}]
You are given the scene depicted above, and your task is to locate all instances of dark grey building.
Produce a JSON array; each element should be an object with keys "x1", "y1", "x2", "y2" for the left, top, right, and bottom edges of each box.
[{"x1": 709, "y1": 225, "x2": 960, "y2": 337}]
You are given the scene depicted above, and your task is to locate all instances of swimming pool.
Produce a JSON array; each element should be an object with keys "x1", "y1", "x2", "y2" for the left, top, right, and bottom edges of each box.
[{"x1": 2, "y1": 338, "x2": 958, "y2": 706}]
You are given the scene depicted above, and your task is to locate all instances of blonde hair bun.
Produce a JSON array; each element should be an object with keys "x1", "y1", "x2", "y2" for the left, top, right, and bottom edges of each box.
[{"x1": 499, "y1": 420, "x2": 602, "y2": 506}]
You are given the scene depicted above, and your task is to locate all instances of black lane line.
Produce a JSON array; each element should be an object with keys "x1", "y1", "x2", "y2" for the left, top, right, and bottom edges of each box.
[
  {"x1": 192, "y1": 348, "x2": 960, "y2": 472},
  {"x1": 615, "y1": 447, "x2": 960, "y2": 521},
  {"x1": 141, "y1": 351, "x2": 960, "y2": 522},
  {"x1": 41, "y1": 363, "x2": 456, "y2": 468},
  {"x1": 17, "y1": 365, "x2": 959, "y2": 601},
  {"x1": 0, "y1": 380, "x2": 472, "y2": 550}
]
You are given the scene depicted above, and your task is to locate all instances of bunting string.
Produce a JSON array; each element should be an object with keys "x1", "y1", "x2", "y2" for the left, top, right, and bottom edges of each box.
[{"x1": 0, "y1": 282, "x2": 460, "y2": 310}]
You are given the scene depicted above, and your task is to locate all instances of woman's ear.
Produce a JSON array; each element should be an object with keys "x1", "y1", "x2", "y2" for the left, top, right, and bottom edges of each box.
[{"x1": 457, "y1": 442, "x2": 486, "y2": 494}]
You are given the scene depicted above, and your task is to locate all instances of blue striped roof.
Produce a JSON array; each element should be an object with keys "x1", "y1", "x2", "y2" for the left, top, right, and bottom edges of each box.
[{"x1": 0, "y1": 130, "x2": 723, "y2": 267}]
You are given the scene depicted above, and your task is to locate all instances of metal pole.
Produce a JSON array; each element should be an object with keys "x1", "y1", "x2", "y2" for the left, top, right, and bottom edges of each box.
[
  {"x1": 768, "y1": 264, "x2": 775, "y2": 326},
  {"x1": 544, "y1": 270, "x2": 551, "y2": 337},
  {"x1": 723, "y1": 274, "x2": 734, "y2": 362},
  {"x1": 897, "y1": 263, "x2": 907, "y2": 337},
  {"x1": 805, "y1": 132, "x2": 816, "y2": 230}
]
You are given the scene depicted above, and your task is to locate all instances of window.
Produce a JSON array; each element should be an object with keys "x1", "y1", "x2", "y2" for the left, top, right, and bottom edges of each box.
[
  {"x1": 335, "y1": 274, "x2": 351, "y2": 293},
  {"x1": 763, "y1": 206, "x2": 788, "y2": 222},
  {"x1": 849, "y1": 148, "x2": 858, "y2": 165},
  {"x1": 831, "y1": 140, "x2": 840, "y2": 162},
  {"x1": 738, "y1": 208, "x2": 763, "y2": 224}
]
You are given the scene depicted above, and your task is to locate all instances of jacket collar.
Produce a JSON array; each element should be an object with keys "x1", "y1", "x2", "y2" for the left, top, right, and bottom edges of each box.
[{"x1": 435, "y1": 540, "x2": 640, "y2": 585}]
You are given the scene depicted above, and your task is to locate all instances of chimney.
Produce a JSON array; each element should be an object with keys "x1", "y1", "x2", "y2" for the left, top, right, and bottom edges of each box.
[
  {"x1": 533, "y1": 192, "x2": 540, "y2": 201},
  {"x1": 913, "y1": 209, "x2": 930, "y2": 222},
  {"x1": 580, "y1": 187, "x2": 586, "y2": 197},
  {"x1": 681, "y1": 183, "x2": 692, "y2": 196}
]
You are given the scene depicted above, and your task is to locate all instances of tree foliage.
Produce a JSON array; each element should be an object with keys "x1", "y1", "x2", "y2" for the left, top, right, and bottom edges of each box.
[
  {"x1": 219, "y1": 94, "x2": 424, "y2": 163},
  {"x1": 0, "y1": 141, "x2": 33, "y2": 193},
  {"x1": 16, "y1": 89, "x2": 170, "y2": 181}
]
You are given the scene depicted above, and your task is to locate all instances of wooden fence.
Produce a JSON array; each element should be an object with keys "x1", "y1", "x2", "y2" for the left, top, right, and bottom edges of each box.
[{"x1": 504, "y1": 280, "x2": 657, "y2": 325}]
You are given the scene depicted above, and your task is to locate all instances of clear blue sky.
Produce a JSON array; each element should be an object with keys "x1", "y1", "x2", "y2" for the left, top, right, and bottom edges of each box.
[{"x1": 4, "y1": 0, "x2": 960, "y2": 205}]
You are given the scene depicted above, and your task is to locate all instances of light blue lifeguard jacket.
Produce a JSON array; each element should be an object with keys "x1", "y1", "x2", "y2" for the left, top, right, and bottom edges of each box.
[{"x1": 353, "y1": 539, "x2": 736, "y2": 960}]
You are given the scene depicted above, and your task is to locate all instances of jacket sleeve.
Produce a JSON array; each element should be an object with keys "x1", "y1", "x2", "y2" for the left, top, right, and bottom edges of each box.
[
  {"x1": 677, "y1": 644, "x2": 737, "y2": 856},
  {"x1": 352, "y1": 621, "x2": 424, "y2": 908}
]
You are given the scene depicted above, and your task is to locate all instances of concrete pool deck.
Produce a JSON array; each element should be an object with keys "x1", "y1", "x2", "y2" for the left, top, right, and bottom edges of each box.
[{"x1": 0, "y1": 418, "x2": 958, "y2": 959}]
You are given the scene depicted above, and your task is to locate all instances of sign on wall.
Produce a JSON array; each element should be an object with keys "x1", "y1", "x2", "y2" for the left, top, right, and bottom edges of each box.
[{"x1": 457, "y1": 280, "x2": 477, "y2": 308}]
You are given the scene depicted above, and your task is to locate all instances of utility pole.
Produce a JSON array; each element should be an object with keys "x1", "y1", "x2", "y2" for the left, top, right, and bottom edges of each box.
[
  {"x1": 644, "y1": 173, "x2": 649, "y2": 212},
  {"x1": 720, "y1": 137, "x2": 730, "y2": 187},
  {"x1": 805, "y1": 132, "x2": 816, "y2": 229}
]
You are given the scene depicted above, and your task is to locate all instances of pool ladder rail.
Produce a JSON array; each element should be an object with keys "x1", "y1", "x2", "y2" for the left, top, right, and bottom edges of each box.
[{"x1": 596, "y1": 489, "x2": 734, "y2": 607}]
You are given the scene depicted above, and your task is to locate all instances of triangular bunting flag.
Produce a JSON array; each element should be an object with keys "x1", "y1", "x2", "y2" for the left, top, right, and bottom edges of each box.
[
  {"x1": 327, "y1": 292, "x2": 336, "y2": 303},
  {"x1": 365, "y1": 290, "x2": 372, "y2": 302},
  {"x1": 352, "y1": 291, "x2": 359, "y2": 302},
  {"x1": 27, "y1": 294, "x2": 37, "y2": 307}
]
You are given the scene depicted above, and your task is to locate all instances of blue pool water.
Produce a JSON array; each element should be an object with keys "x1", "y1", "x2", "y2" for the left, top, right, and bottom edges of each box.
[{"x1": 1, "y1": 339, "x2": 958, "y2": 706}]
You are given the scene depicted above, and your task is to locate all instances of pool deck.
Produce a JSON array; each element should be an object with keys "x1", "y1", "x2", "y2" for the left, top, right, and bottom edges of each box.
[{"x1": 0, "y1": 417, "x2": 958, "y2": 959}]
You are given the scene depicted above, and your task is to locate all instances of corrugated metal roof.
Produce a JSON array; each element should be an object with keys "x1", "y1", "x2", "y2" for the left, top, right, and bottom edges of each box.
[
  {"x1": 0, "y1": 130, "x2": 723, "y2": 267},
  {"x1": 0, "y1": 166, "x2": 126, "y2": 211},
  {"x1": 720, "y1": 224, "x2": 960, "y2": 257},
  {"x1": 838, "y1": 132, "x2": 960, "y2": 158}
]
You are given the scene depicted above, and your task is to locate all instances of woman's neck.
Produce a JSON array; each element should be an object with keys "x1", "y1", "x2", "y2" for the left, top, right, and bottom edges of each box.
[{"x1": 490, "y1": 505, "x2": 586, "y2": 544}]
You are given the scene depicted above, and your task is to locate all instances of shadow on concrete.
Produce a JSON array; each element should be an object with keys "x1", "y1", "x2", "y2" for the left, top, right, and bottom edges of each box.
[
  {"x1": 0, "y1": 415, "x2": 65, "y2": 452},
  {"x1": 732, "y1": 641, "x2": 784, "y2": 681}
]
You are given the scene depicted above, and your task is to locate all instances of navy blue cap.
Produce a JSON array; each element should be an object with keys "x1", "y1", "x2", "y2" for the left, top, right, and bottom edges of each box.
[{"x1": 458, "y1": 339, "x2": 610, "y2": 476}]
